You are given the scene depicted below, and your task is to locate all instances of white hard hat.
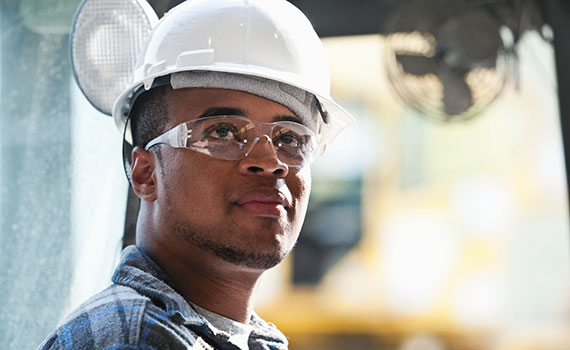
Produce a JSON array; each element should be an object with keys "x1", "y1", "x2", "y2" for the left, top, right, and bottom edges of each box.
[{"x1": 112, "y1": 0, "x2": 354, "y2": 154}]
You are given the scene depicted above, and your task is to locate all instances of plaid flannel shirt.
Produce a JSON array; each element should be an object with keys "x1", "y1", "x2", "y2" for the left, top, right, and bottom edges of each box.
[{"x1": 38, "y1": 246, "x2": 288, "y2": 350}]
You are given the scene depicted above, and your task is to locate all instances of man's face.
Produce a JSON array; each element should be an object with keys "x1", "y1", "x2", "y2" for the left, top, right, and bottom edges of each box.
[{"x1": 153, "y1": 88, "x2": 312, "y2": 270}]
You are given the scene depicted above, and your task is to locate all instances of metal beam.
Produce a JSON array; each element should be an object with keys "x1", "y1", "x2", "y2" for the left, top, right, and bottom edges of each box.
[
  {"x1": 288, "y1": 0, "x2": 397, "y2": 37},
  {"x1": 542, "y1": 0, "x2": 570, "y2": 218}
]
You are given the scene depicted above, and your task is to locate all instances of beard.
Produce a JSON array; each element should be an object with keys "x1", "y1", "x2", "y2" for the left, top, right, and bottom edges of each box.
[
  {"x1": 170, "y1": 218, "x2": 294, "y2": 270},
  {"x1": 159, "y1": 167, "x2": 301, "y2": 271}
]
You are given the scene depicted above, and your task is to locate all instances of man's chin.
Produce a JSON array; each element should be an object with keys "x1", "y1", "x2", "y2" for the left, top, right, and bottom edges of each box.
[
  {"x1": 171, "y1": 219, "x2": 295, "y2": 270},
  {"x1": 181, "y1": 232, "x2": 289, "y2": 270},
  {"x1": 203, "y1": 243, "x2": 288, "y2": 270}
]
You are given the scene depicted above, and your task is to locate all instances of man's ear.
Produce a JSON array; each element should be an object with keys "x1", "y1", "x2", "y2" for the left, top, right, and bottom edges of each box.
[{"x1": 131, "y1": 146, "x2": 158, "y2": 202}]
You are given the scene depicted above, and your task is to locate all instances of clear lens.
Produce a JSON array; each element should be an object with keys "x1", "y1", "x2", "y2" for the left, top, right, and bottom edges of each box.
[
  {"x1": 166, "y1": 116, "x2": 317, "y2": 166},
  {"x1": 271, "y1": 123, "x2": 315, "y2": 163}
]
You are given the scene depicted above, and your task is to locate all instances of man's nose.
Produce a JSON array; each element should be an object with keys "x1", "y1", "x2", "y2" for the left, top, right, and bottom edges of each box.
[{"x1": 237, "y1": 135, "x2": 289, "y2": 177}]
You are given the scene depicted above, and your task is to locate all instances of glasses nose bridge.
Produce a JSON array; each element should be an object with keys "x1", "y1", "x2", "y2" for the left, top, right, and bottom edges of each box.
[
  {"x1": 242, "y1": 120, "x2": 275, "y2": 150},
  {"x1": 244, "y1": 134, "x2": 276, "y2": 157},
  {"x1": 251, "y1": 120, "x2": 274, "y2": 139},
  {"x1": 248, "y1": 122, "x2": 283, "y2": 158}
]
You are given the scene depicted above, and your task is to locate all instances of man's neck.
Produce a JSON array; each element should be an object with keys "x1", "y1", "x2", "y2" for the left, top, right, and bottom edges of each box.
[{"x1": 138, "y1": 239, "x2": 263, "y2": 324}]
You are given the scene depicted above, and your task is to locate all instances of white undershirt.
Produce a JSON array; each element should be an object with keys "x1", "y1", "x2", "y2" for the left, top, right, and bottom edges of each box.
[{"x1": 190, "y1": 303, "x2": 253, "y2": 350}]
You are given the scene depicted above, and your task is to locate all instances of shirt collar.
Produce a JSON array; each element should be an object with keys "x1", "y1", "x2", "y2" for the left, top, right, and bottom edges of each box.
[
  {"x1": 111, "y1": 245, "x2": 204, "y2": 326},
  {"x1": 112, "y1": 245, "x2": 288, "y2": 347}
]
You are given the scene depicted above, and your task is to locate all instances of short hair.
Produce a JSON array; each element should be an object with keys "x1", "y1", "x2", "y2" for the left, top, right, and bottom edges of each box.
[{"x1": 130, "y1": 86, "x2": 169, "y2": 148}]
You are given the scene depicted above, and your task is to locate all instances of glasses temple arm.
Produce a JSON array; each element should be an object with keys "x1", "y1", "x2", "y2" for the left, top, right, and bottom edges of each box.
[{"x1": 144, "y1": 124, "x2": 188, "y2": 150}]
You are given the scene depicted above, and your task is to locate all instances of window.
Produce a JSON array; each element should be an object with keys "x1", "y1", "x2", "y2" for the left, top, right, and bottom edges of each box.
[{"x1": 0, "y1": 2, "x2": 127, "y2": 348}]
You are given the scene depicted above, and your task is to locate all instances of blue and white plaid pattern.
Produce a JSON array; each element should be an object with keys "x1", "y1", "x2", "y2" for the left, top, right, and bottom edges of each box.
[{"x1": 38, "y1": 246, "x2": 288, "y2": 350}]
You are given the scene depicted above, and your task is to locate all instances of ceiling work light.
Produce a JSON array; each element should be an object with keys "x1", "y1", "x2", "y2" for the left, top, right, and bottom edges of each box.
[{"x1": 70, "y1": 0, "x2": 158, "y2": 115}]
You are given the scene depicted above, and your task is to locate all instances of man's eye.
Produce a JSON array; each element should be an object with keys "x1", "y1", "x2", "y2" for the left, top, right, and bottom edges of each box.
[
  {"x1": 204, "y1": 123, "x2": 239, "y2": 140},
  {"x1": 275, "y1": 132, "x2": 301, "y2": 148},
  {"x1": 214, "y1": 127, "x2": 231, "y2": 138},
  {"x1": 278, "y1": 133, "x2": 296, "y2": 146}
]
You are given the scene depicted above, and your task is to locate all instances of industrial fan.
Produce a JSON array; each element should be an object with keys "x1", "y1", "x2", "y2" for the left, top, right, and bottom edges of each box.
[{"x1": 383, "y1": 0, "x2": 543, "y2": 122}]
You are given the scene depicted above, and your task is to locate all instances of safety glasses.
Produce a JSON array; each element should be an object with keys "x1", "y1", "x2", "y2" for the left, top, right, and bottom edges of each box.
[{"x1": 145, "y1": 115, "x2": 318, "y2": 167}]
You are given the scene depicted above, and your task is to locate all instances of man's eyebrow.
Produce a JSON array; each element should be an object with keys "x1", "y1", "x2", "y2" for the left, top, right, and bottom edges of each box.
[
  {"x1": 198, "y1": 107, "x2": 245, "y2": 118},
  {"x1": 273, "y1": 115, "x2": 304, "y2": 125},
  {"x1": 199, "y1": 108, "x2": 304, "y2": 125}
]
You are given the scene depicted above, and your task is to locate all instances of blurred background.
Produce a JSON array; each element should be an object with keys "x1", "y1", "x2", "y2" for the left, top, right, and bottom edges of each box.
[{"x1": 1, "y1": 0, "x2": 569, "y2": 349}]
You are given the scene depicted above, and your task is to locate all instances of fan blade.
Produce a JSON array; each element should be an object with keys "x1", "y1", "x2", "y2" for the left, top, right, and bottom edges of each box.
[
  {"x1": 435, "y1": 10, "x2": 502, "y2": 71},
  {"x1": 396, "y1": 54, "x2": 439, "y2": 76},
  {"x1": 438, "y1": 69, "x2": 473, "y2": 116}
]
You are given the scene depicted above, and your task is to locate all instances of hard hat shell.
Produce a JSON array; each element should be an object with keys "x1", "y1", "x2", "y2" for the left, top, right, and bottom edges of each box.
[{"x1": 112, "y1": 0, "x2": 354, "y2": 153}]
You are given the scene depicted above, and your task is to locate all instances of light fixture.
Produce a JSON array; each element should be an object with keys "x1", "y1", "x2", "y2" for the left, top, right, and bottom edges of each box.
[{"x1": 70, "y1": 0, "x2": 158, "y2": 115}]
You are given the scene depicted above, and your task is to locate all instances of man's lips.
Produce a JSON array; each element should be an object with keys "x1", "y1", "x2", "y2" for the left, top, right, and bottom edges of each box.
[{"x1": 234, "y1": 190, "x2": 290, "y2": 217}]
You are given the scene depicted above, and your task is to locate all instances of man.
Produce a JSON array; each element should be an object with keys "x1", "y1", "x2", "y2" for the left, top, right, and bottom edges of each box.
[{"x1": 40, "y1": 0, "x2": 353, "y2": 349}]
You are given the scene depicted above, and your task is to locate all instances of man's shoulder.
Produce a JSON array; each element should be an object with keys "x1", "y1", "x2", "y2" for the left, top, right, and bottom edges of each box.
[
  {"x1": 38, "y1": 284, "x2": 150, "y2": 349},
  {"x1": 39, "y1": 283, "x2": 215, "y2": 350}
]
